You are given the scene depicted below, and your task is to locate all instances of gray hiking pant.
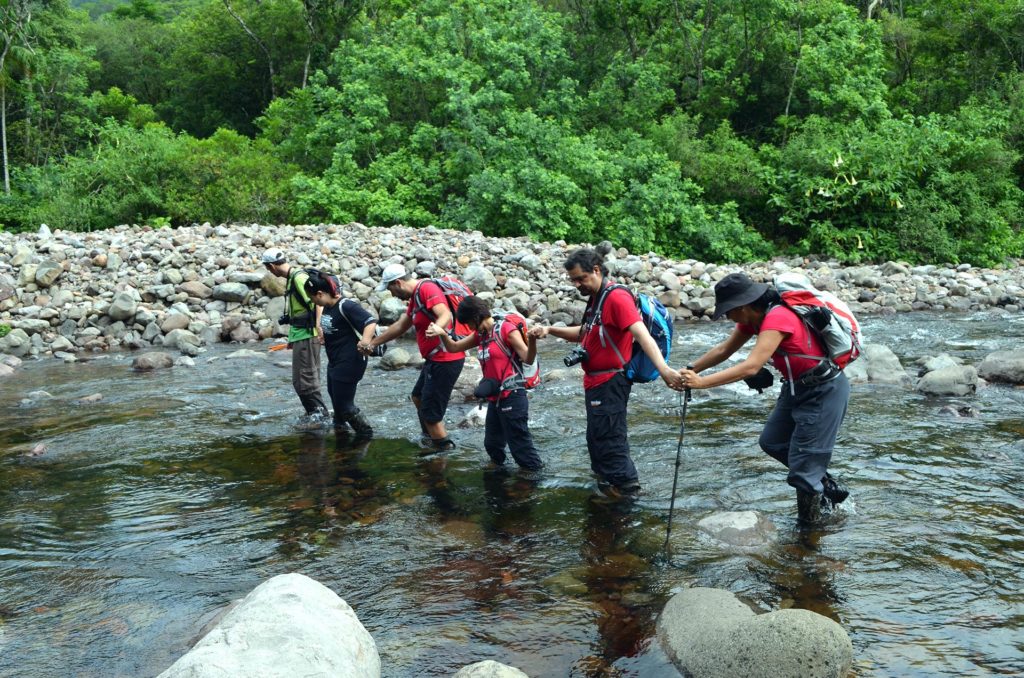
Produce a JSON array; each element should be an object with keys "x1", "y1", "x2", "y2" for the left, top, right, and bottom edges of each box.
[
  {"x1": 292, "y1": 337, "x2": 327, "y2": 415},
  {"x1": 758, "y1": 371, "x2": 850, "y2": 494}
]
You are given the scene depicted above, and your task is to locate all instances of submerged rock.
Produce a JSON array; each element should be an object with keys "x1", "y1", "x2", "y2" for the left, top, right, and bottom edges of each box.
[
  {"x1": 132, "y1": 352, "x2": 174, "y2": 371},
  {"x1": 696, "y1": 510, "x2": 776, "y2": 548},
  {"x1": 454, "y1": 660, "x2": 529, "y2": 677},
  {"x1": 657, "y1": 587, "x2": 852, "y2": 678}
]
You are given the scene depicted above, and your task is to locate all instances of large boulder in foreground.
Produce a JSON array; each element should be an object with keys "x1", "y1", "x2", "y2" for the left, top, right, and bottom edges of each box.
[
  {"x1": 977, "y1": 350, "x2": 1024, "y2": 385},
  {"x1": 159, "y1": 573, "x2": 380, "y2": 678},
  {"x1": 657, "y1": 587, "x2": 852, "y2": 678}
]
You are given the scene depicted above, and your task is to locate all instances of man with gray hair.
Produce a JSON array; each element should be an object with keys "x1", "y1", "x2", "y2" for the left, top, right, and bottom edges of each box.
[{"x1": 261, "y1": 248, "x2": 328, "y2": 423}]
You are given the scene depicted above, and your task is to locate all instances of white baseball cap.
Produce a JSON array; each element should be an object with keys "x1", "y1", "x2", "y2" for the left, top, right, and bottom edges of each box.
[
  {"x1": 376, "y1": 263, "x2": 408, "y2": 291},
  {"x1": 261, "y1": 248, "x2": 285, "y2": 265}
]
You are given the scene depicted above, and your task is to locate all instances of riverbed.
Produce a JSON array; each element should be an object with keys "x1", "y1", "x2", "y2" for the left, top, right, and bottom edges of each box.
[{"x1": 1, "y1": 310, "x2": 1022, "y2": 676}]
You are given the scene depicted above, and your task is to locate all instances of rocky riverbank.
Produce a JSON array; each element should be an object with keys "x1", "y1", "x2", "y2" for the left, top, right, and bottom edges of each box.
[{"x1": 1, "y1": 221, "x2": 1022, "y2": 362}]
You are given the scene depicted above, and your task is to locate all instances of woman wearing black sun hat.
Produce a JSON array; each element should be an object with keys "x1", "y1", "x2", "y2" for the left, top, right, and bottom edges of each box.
[{"x1": 679, "y1": 272, "x2": 850, "y2": 524}]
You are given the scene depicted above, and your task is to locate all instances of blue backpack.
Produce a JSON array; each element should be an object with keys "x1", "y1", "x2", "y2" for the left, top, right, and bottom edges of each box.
[{"x1": 587, "y1": 284, "x2": 673, "y2": 383}]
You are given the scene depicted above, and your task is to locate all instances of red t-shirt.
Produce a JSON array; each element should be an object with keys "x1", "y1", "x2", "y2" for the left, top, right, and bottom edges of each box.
[
  {"x1": 407, "y1": 280, "x2": 466, "y2": 362},
  {"x1": 581, "y1": 285, "x2": 641, "y2": 389},
  {"x1": 738, "y1": 305, "x2": 825, "y2": 380},
  {"x1": 477, "y1": 312, "x2": 526, "y2": 401}
]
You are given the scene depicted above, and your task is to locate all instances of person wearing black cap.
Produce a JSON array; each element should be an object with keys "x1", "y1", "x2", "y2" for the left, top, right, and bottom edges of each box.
[{"x1": 679, "y1": 272, "x2": 850, "y2": 523}]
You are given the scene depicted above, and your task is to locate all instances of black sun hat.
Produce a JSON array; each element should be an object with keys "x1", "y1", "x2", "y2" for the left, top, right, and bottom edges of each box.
[{"x1": 711, "y1": 273, "x2": 770, "y2": 320}]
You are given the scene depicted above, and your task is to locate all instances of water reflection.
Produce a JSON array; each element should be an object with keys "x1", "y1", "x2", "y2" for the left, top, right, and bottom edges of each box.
[{"x1": 2, "y1": 312, "x2": 1023, "y2": 676}]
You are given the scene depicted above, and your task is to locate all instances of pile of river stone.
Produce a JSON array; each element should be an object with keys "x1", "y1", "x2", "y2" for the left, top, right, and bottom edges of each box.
[{"x1": 1, "y1": 222, "x2": 1022, "y2": 375}]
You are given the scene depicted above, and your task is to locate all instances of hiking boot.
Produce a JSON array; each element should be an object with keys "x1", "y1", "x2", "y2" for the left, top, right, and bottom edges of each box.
[
  {"x1": 432, "y1": 437, "x2": 456, "y2": 451},
  {"x1": 796, "y1": 489, "x2": 822, "y2": 524},
  {"x1": 821, "y1": 474, "x2": 849, "y2": 506},
  {"x1": 597, "y1": 480, "x2": 641, "y2": 502},
  {"x1": 347, "y1": 412, "x2": 374, "y2": 438}
]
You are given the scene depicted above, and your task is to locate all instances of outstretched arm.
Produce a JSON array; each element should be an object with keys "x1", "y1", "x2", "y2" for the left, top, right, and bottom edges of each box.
[
  {"x1": 365, "y1": 313, "x2": 411, "y2": 350},
  {"x1": 627, "y1": 320, "x2": 684, "y2": 390},
  {"x1": 426, "y1": 321, "x2": 478, "y2": 352},
  {"x1": 681, "y1": 328, "x2": 780, "y2": 389},
  {"x1": 529, "y1": 325, "x2": 582, "y2": 342}
]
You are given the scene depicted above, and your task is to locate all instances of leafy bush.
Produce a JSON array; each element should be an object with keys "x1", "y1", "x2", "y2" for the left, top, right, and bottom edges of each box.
[
  {"x1": 29, "y1": 122, "x2": 298, "y2": 230},
  {"x1": 763, "y1": 109, "x2": 1023, "y2": 265}
]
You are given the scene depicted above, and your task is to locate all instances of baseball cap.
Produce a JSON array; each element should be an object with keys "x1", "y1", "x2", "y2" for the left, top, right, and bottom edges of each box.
[
  {"x1": 261, "y1": 248, "x2": 285, "y2": 265},
  {"x1": 375, "y1": 263, "x2": 408, "y2": 292}
]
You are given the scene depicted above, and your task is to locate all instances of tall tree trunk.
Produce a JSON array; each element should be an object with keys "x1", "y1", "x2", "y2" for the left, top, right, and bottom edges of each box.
[
  {"x1": 1, "y1": 80, "x2": 8, "y2": 195},
  {"x1": 222, "y1": 0, "x2": 277, "y2": 98}
]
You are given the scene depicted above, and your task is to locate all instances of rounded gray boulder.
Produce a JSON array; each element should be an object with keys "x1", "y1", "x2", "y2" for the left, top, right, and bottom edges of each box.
[
  {"x1": 978, "y1": 349, "x2": 1024, "y2": 385},
  {"x1": 657, "y1": 587, "x2": 852, "y2": 678}
]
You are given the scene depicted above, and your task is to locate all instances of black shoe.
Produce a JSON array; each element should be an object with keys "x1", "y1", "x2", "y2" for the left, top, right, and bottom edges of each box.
[{"x1": 822, "y1": 474, "x2": 849, "y2": 505}]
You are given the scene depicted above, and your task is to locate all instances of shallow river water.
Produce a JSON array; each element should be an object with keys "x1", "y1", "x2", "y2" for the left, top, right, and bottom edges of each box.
[{"x1": 1, "y1": 311, "x2": 1023, "y2": 677}]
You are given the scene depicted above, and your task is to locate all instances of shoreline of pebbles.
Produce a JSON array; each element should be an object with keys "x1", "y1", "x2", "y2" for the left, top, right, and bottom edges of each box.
[{"x1": 0, "y1": 221, "x2": 1022, "y2": 366}]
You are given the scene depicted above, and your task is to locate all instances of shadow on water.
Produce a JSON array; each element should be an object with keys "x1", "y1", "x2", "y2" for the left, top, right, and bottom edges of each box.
[{"x1": 1, "y1": 311, "x2": 1024, "y2": 676}]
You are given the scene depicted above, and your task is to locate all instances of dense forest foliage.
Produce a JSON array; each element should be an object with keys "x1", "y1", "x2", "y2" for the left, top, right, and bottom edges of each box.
[{"x1": 1, "y1": 0, "x2": 1022, "y2": 264}]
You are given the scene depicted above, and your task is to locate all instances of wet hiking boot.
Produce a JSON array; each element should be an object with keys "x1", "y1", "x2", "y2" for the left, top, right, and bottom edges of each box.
[
  {"x1": 419, "y1": 437, "x2": 456, "y2": 455},
  {"x1": 349, "y1": 412, "x2": 373, "y2": 437},
  {"x1": 797, "y1": 489, "x2": 823, "y2": 524},
  {"x1": 821, "y1": 473, "x2": 849, "y2": 507},
  {"x1": 596, "y1": 480, "x2": 641, "y2": 503}
]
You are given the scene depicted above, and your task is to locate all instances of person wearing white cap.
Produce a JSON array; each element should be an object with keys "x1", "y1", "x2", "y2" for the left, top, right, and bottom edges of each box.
[
  {"x1": 261, "y1": 248, "x2": 328, "y2": 423},
  {"x1": 362, "y1": 263, "x2": 469, "y2": 450}
]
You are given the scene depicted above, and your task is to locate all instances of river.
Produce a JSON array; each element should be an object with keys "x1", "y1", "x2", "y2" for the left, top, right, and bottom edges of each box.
[{"x1": 1, "y1": 310, "x2": 1022, "y2": 677}]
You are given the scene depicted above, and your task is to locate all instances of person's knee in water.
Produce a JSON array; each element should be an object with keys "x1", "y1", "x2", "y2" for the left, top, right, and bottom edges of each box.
[
  {"x1": 528, "y1": 248, "x2": 684, "y2": 496},
  {"x1": 427, "y1": 295, "x2": 543, "y2": 470},
  {"x1": 679, "y1": 272, "x2": 852, "y2": 522},
  {"x1": 362, "y1": 264, "x2": 469, "y2": 447},
  {"x1": 304, "y1": 270, "x2": 377, "y2": 439}
]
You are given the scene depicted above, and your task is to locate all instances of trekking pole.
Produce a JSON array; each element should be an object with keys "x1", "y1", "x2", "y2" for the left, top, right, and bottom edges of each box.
[{"x1": 664, "y1": 365, "x2": 693, "y2": 554}]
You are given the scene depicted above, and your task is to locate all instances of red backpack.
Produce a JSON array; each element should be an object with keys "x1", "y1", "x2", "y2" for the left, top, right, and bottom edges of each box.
[
  {"x1": 490, "y1": 311, "x2": 541, "y2": 390},
  {"x1": 411, "y1": 277, "x2": 474, "y2": 339},
  {"x1": 774, "y1": 272, "x2": 862, "y2": 369}
]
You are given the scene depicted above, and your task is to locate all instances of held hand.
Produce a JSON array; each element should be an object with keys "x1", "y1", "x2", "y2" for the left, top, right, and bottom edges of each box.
[
  {"x1": 661, "y1": 367, "x2": 685, "y2": 391},
  {"x1": 425, "y1": 322, "x2": 444, "y2": 338},
  {"x1": 528, "y1": 326, "x2": 549, "y2": 339},
  {"x1": 357, "y1": 340, "x2": 372, "y2": 356},
  {"x1": 679, "y1": 368, "x2": 704, "y2": 390}
]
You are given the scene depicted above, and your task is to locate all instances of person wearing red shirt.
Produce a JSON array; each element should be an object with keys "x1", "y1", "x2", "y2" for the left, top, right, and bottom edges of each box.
[
  {"x1": 679, "y1": 272, "x2": 851, "y2": 524},
  {"x1": 531, "y1": 248, "x2": 685, "y2": 499},
  {"x1": 427, "y1": 295, "x2": 543, "y2": 471},
  {"x1": 363, "y1": 264, "x2": 467, "y2": 451}
]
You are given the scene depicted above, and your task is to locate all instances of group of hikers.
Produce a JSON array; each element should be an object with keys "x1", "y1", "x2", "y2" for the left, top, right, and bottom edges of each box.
[{"x1": 261, "y1": 246, "x2": 851, "y2": 522}]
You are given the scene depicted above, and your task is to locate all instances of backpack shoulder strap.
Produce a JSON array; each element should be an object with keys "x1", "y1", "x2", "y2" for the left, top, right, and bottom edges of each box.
[
  {"x1": 491, "y1": 312, "x2": 524, "y2": 359},
  {"x1": 336, "y1": 299, "x2": 361, "y2": 338},
  {"x1": 286, "y1": 270, "x2": 314, "y2": 313}
]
